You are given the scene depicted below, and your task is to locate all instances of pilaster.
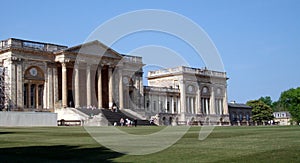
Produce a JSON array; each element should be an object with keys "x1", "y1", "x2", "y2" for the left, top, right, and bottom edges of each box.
[
  {"x1": 179, "y1": 80, "x2": 186, "y2": 121},
  {"x1": 16, "y1": 60, "x2": 23, "y2": 109}
]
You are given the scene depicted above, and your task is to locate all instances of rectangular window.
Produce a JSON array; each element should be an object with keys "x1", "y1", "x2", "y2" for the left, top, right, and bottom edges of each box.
[
  {"x1": 160, "y1": 101, "x2": 164, "y2": 112},
  {"x1": 173, "y1": 101, "x2": 177, "y2": 113},
  {"x1": 146, "y1": 100, "x2": 150, "y2": 109},
  {"x1": 24, "y1": 84, "x2": 28, "y2": 106},
  {"x1": 167, "y1": 101, "x2": 170, "y2": 112}
]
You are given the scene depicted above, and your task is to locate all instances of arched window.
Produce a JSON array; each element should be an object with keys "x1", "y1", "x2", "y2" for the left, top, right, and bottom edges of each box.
[{"x1": 202, "y1": 86, "x2": 209, "y2": 94}]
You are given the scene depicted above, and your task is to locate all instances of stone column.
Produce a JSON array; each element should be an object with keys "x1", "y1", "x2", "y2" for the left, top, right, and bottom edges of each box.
[
  {"x1": 35, "y1": 84, "x2": 39, "y2": 109},
  {"x1": 9, "y1": 61, "x2": 17, "y2": 110},
  {"x1": 108, "y1": 66, "x2": 114, "y2": 108},
  {"x1": 171, "y1": 96, "x2": 175, "y2": 114},
  {"x1": 148, "y1": 94, "x2": 152, "y2": 111},
  {"x1": 53, "y1": 68, "x2": 59, "y2": 104},
  {"x1": 177, "y1": 97, "x2": 180, "y2": 113},
  {"x1": 158, "y1": 95, "x2": 161, "y2": 113},
  {"x1": 28, "y1": 83, "x2": 31, "y2": 108},
  {"x1": 205, "y1": 99, "x2": 209, "y2": 115},
  {"x1": 180, "y1": 80, "x2": 186, "y2": 121},
  {"x1": 43, "y1": 81, "x2": 47, "y2": 109},
  {"x1": 32, "y1": 84, "x2": 36, "y2": 108},
  {"x1": 210, "y1": 87, "x2": 215, "y2": 114},
  {"x1": 97, "y1": 66, "x2": 102, "y2": 109},
  {"x1": 191, "y1": 97, "x2": 194, "y2": 114},
  {"x1": 139, "y1": 76, "x2": 144, "y2": 108},
  {"x1": 47, "y1": 67, "x2": 53, "y2": 109},
  {"x1": 187, "y1": 97, "x2": 190, "y2": 113},
  {"x1": 165, "y1": 96, "x2": 168, "y2": 113},
  {"x1": 16, "y1": 62, "x2": 23, "y2": 109},
  {"x1": 119, "y1": 69, "x2": 124, "y2": 109},
  {"x1": 134, "y1": 76, "x2": 139, "y2": 108},
  {"x1": 74, "y1": 64, "x2": 80, "y2": 108},
  {"x1": 86, "y1": 64, "x2": 91, "y2": 107},
  {"x1": 223, "y1": 87, "x2": 228, "y2": 114},
  {"x1": 61, "y1": 63, "x2": 67, "y2": 108},
  {"x1": 197, "y1": 88, "x2": 202, "y2": 114}
]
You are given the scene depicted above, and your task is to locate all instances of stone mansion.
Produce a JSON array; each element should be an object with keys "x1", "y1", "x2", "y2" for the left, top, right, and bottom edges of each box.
[{"x1": 0, "y1": 38, "x2": 229, "y2": 125}]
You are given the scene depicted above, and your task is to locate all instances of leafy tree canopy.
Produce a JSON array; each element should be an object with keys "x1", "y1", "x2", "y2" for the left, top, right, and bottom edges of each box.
[
  {"x1": 278, "y1": 87, "x2": 300, "y2": 123},
  {"x1": 258, "y1": 96, "x2": 272, "y2": 107},
  {"x1": 246, "y1": 100, "x2": 274, "y2": 122}
]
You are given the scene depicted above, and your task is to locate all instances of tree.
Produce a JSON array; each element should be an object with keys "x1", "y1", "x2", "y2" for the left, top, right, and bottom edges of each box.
[
  {"x1": 246, "y1": 100, "x2": 274, "y2": 123},
  {"x1": 278, "y1": 87, "x2": 300, "y2": 124},
  {"x1": 271, "y1": 101, "x2": 286, "y2": 112},
  {"x1": 258, "y1": 96, "x2": 272, "y2": 107}
]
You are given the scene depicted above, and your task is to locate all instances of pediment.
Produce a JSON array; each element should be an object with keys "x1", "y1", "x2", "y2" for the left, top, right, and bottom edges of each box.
[{"x1": 64, "y1": 40, "x2": 122, "y2": 59}]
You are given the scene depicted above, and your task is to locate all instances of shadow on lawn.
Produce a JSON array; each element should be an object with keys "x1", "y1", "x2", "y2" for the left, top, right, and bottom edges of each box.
[
  {"x1": 0, "y1": 145, "x2": 123, "y2": 162},
  {"x1": 0, "y1": 132, "x2": 16, "y2": 135}
]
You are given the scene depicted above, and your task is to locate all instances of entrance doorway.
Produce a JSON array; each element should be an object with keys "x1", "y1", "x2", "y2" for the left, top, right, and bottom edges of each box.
[
  {"x1": 101, "y1": 66, "x2": 109, "y2": 108},
  {"x1": 24, "y1": 66, "x2": 45, "y2": 110},
  {"x1": 24, "y1": 83, "x2": 44, "y2": 109}
]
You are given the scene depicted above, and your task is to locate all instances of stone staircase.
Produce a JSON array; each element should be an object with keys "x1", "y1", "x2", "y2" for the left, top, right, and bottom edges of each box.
[
  {"x1": 100, "y1": 109, "x2": 153, "y2": 126},
  {"x1": 76, "y1": 108, "x2": 102, "y2": 117},
  {"x1": 74, "y1": 108, "x2": 154, "y2": 126}
]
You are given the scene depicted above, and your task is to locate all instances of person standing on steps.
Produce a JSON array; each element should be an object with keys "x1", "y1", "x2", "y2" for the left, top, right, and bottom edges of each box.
[
  {"x1": 120, "y1": 118, "x2": 124, "y2": 126},
  {"x1": 134, "y1": 118, "x2": 138, "y2": 127}
]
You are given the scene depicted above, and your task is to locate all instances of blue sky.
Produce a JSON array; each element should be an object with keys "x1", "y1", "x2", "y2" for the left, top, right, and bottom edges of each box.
[{"x1": 1, "y1": 0, "x2": 300, "y2": 103}]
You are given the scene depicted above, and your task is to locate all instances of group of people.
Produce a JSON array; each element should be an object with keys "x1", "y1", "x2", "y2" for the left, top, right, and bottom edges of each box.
[
  {"x1": 86, "y1": 105, "x2": 97, "y2": 110},
  {"x1": 118, "y1": 118, "x2": 138, "y2": 127}
]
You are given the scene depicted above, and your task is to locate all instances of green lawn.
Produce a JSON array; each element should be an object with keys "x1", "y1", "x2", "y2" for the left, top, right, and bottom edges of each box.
[{"x1": 0, "y1": 126, "x2": 299, "y2": 162}]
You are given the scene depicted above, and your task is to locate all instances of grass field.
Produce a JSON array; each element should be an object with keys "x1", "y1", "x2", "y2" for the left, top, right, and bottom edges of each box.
[{"x1": 0, "y1": 126, "x2": 299, "y2": 162}]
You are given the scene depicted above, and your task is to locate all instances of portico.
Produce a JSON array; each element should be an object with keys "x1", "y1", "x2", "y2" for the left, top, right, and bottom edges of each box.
[{"x1": 54, "y1": 40, "x2": 141, "y2": 110}]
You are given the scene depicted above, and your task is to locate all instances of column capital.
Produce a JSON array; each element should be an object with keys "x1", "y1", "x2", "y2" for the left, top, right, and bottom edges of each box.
[
  {"x1": 9, "y1": 56, "x2": 22, "y2": 63},
  {"x1": 61, "y1": 62, "x2": 67, "y2": 67},
  {"x1": 58, "y1": 58, "x2": 70, "y2": 64}
]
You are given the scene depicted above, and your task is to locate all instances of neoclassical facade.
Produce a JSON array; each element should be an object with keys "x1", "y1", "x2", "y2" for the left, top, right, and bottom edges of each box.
[
  {"x1": 144, "y1": 66, "x2": 229, "y2": 125},
  {"x1": 0, "y1": 38, "x2": 229, "y2": 124}
]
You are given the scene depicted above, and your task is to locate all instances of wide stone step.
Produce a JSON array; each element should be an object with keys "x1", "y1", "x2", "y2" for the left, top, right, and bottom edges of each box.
[{"x1": 101, "y1": 109, "x2": 154, "y2": 126}]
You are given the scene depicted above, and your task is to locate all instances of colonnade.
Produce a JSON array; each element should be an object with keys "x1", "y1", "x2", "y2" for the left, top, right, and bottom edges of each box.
[{"x1": 63, "y1": 63, "x2": 124, "y2": 109}]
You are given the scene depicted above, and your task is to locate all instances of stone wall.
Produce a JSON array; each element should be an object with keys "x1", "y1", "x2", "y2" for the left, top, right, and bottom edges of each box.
[{"x1": 0, "y1": 112, "x2": 57, "y2": 126}]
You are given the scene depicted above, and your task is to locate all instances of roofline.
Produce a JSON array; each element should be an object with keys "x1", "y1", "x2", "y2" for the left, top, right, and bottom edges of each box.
[
  {"x1": 58, "y1": 40, "x2": 123, "y2": 58},
  {"x1": 3, "y1": 37, "x2": 67, "y2": 48}
]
